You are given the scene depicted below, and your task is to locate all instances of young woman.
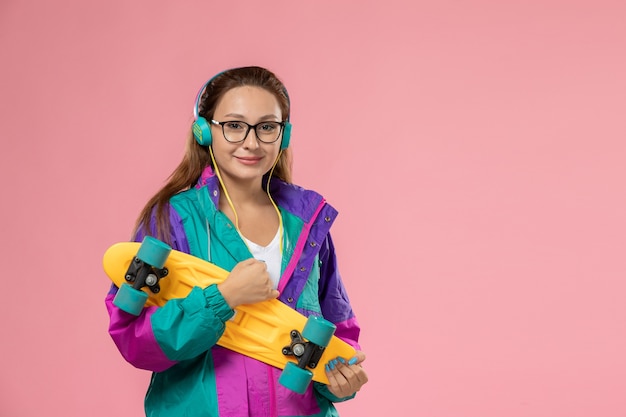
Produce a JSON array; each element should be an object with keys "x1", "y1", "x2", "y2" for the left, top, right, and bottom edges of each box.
[{"x1": 105, "y1": 66, "x2": 368, "y2": 417}]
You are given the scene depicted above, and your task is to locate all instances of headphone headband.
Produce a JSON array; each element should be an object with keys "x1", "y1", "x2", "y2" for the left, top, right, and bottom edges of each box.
[{"x1": 193, "y1": 80, "x2": 211, "y2": 121}]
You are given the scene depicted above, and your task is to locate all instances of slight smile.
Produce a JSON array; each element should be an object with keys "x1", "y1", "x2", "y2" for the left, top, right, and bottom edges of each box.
[{"x1": 235, "y1": 156, "x2": 262, "y2": 165}]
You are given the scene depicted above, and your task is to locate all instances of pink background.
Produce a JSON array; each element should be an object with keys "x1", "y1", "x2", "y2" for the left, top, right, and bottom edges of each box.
[{"x1": 1, "y1": 1, "x2": 625, "y2": 416}]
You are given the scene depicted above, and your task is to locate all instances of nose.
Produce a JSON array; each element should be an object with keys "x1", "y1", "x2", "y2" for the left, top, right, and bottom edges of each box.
[{"x1": 242, "y1": 126, "x2": 260, "y2": 149}]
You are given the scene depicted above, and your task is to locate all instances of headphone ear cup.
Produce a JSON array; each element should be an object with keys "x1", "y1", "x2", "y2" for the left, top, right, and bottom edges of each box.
[
  {"x1": 193, "y1": 117, "x2": 213, "y2": 146},
  {"x1": 281, "y1": 122, "x2": 292, "y2": 150}
]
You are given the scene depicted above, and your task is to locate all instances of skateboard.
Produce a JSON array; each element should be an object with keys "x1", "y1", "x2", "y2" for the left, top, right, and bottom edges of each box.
[{"x1": 103, "y1": 236, "x2": 356, "y2": 393}]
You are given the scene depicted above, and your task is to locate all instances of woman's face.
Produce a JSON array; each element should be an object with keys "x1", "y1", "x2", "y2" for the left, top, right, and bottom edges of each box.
[{"x1": 210, "y1": 85, "x2": 283, "y2": 187}]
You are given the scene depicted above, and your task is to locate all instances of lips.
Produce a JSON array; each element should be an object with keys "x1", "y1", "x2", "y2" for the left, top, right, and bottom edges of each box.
[{"x1": 235, "y1": 156, "x2": 262, "y2": 165}]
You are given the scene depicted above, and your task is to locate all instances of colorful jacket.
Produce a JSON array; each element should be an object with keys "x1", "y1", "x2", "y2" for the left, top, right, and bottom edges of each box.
[{"x1": 105, "y1": 166, "x2": 361, "y2": 417}]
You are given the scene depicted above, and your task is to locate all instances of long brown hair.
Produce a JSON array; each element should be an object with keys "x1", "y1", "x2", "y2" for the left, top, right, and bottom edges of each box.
[{"x1": 134, "y1": 66, "x2": 293, "y2": 242}]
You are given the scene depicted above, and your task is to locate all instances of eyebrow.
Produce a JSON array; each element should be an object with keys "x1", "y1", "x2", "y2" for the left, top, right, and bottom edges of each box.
[{"x1": 223, "y1": 113, "x2": 280, "y2": 121}]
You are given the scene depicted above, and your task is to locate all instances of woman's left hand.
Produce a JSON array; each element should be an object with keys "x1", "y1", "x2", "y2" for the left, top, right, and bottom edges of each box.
[{"x1": 325, "y1": 350, "x2": 369, "y2": 398}]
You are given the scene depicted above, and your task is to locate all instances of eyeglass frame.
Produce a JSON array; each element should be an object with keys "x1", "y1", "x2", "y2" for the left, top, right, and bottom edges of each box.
[{"x1": 210, "y1": 119, "x2": 286, "y2": 144}]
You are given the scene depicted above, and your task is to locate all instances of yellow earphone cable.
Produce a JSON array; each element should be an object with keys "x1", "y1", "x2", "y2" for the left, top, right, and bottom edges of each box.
[
  {"x1": 208, "y1": 147, "x2": 284, "y2": 253},
  {"x1": 266, "y1": 149, "x2": 284, "y2": 252}
]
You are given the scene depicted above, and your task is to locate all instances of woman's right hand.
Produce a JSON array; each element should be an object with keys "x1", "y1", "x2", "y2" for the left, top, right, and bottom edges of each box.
[{"x1": 217, "y1": 258, "x2": 279, "y2": 309}]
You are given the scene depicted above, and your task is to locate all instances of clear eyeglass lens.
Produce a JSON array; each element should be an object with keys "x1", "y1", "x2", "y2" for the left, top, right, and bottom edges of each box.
[{"x1": 223, "y1": 121, "x2": 281, "y2": 143}]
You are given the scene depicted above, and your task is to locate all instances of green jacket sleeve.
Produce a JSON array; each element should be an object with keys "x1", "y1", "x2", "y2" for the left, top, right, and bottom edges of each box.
[
  {"x1": 313, "y1": 382, "x2": 357, "y2": 403},
  {"x1": 151, "y1": 285, "x2": 234, "y2": 361}
]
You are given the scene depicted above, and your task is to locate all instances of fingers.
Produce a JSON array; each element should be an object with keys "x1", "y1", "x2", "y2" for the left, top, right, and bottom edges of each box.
[
  {"x1": 350, "y1": 350, "x2": 366, "y2": 365},
  {"x1": 248, "y1": 260, "x2": 279, "y2": 299},
  {"x1": 325, "y1": 355, "x2": 369, "y2": 398},
  {"x1": 218, "y1": 259, "x2": 278, "y2": 308}
]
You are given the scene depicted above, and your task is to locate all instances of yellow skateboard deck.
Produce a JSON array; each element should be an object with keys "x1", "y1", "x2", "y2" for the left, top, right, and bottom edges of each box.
[{"x1": 103, "y1": 237, "x2": 356, "y2": 390}]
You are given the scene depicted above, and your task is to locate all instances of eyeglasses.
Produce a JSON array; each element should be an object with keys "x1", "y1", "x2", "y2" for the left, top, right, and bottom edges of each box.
[{"x1": 211, "y1": 120, "x2": 285, "y2": 144}]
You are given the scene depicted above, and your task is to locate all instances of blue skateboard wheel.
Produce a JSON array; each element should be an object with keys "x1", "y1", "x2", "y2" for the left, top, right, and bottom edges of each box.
[
  {"x1": 113, "y1": 283, "x2": 149, "y2": 316},
  {"x1": 279, "y1": 362, "x2": 313, "y2": 394},
  {"x1": 302, "y1": 316, "x2": 336, "y2": 348},
  {"x1": 136, "y1": 236, "x2": 171, "y2": 268}
]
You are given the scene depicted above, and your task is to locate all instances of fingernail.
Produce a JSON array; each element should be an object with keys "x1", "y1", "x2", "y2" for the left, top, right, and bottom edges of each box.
[
  {"x1": 329, "y1": 361, "x2": 336, "y2": 370},
  {"x1": 337, "y1": 357, "x2": 346, "y2": 364},
  {"x1": 348, "y1": 357, "x2": 358, "y2": 365},
  {"x1": 325, "y1": 364, "x2": 330, "y2": 372}
]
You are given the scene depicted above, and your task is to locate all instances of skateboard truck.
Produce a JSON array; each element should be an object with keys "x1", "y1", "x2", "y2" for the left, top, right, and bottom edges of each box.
[
  {"x1": 282, "y1": 329, "x2": 326, "y2": 370},
  {"x1": 113, "y1": 236, "x2": 173, "y2": 316},
  {"x1": 278, "y1": 316, "x2": 336, "y2": 393},
  {"x1": 124, "y1": 256, "x2": 169, "y2": 294}
]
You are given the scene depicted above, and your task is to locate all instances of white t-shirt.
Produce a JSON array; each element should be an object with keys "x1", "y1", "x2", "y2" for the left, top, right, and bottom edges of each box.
[{"x1": 243, "y1": 229, "x2": 282, "y2": 289}]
